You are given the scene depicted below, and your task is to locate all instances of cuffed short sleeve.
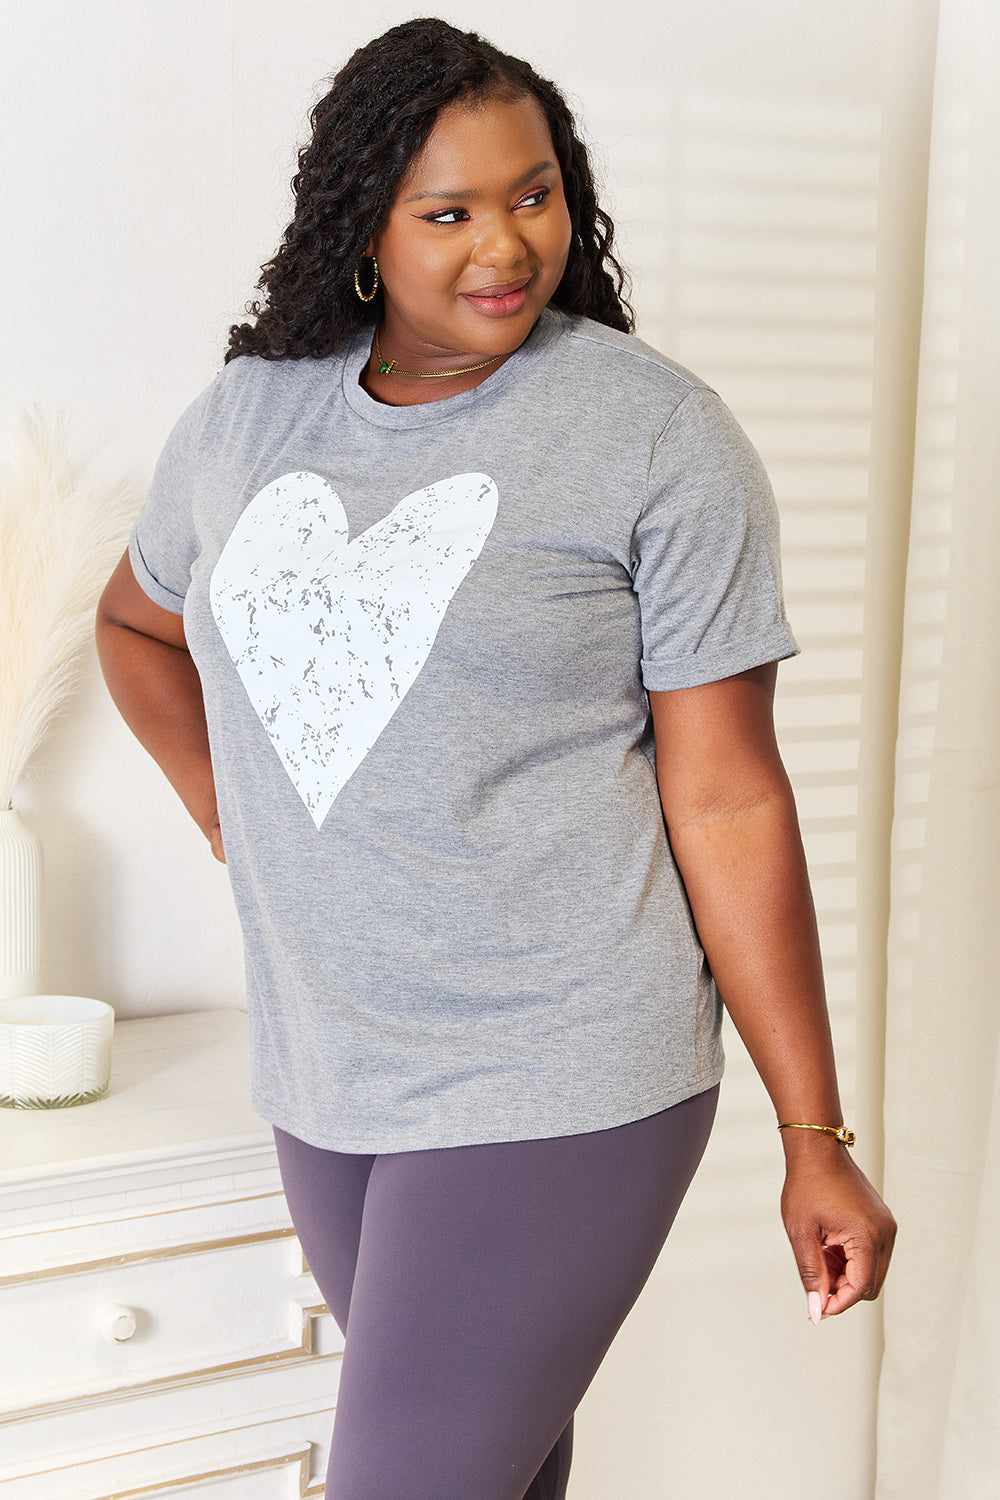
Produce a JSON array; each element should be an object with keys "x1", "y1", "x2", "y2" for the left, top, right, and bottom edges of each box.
[
  {"x1": 630, "y1": 387, "x2": 798, "y2": 691},
  {"x1": 128, "y1": 382, "x2": 216, "y2": 615}
]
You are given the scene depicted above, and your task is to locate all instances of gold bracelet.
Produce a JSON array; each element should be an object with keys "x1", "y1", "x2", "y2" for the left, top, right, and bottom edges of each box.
[{"x1": 777, "y1": 1123, "x2": 856, "y2": 1146}]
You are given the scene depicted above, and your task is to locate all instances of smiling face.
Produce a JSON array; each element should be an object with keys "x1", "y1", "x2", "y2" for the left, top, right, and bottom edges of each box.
[{"x1": 368, "y1": 91, "x2": 573, "y2": 392}]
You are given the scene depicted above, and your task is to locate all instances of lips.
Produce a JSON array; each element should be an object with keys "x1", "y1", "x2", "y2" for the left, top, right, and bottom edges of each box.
[
  {"x1": 465, "y1": 277, "x2": 531, "y2": 298},
  {"x1": 462, "y1": 276, "x2": 532, "y2": 318}
]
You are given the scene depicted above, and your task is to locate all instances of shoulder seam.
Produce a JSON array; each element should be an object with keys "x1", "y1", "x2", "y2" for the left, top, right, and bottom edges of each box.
[
  {"x1": 647, "y1": 385, "x2": 716, "y2": 482},
  {"x1": 628, "y1": 388, "x2": 716, "y2": 575},
  {"x1": 565, "y1": 324, "x2": 703, "y2": 390}
]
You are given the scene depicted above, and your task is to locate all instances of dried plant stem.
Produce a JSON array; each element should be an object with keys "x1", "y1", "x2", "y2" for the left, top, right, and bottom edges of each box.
[{"x1": 0, "y1": 410, "x2": 142, "y2": 807}]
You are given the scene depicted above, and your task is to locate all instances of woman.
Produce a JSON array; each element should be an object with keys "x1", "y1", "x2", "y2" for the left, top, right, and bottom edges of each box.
[{"x1": 96, "y1": 18, "x2": 895, "y2": 1500}]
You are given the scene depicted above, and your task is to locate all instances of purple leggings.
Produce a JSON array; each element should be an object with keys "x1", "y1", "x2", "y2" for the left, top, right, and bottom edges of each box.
[{"x1": 273, "y1": 1085, "x2": 717, "y2": 1500}]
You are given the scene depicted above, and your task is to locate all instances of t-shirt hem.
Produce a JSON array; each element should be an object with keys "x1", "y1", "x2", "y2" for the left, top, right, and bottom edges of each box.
[
  {"x1": 641, "y1": 628, "x2": 799, "y2": 692},
  {"x1": 252, "y1": 1063, "x2": 725, "y2": 1155}
]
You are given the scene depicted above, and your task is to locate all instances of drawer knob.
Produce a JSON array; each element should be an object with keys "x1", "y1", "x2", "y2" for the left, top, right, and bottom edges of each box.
[{"x1": 98, "y1": 1304, "x2": 138, "y2": 1343}]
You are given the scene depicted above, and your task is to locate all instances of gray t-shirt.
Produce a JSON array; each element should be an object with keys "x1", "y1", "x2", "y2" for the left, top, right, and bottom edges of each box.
[{"x1": 129, "y1": 308, "x2": 798, "y2": 1152}]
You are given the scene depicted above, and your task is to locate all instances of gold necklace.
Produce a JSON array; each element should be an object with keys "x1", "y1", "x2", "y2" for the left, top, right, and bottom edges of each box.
[{"x1": 373, "y1": 329, "x2": 503, "y2": 380}]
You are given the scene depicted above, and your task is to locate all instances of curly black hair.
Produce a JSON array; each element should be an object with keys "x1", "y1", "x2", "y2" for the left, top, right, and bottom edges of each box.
[{"x1": 225, "y1": 17, "x2": 633, "y2": 362}]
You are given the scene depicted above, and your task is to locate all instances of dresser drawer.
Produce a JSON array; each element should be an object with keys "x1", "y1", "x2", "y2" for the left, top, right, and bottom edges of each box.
[
  {"x1": 0, "y1": 1410, "x2": 334, "y2": 1499},
  {"x1": 0, "y1": 1228, "x2": 343, "y2": 1415}
]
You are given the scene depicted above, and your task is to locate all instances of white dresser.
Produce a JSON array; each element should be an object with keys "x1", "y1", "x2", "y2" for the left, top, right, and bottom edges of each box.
[{"x1": 0, "y1": 1009, "x2": 341, "y2": 1498}]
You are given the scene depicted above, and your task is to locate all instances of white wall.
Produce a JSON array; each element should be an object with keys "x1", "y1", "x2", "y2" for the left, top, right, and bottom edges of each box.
[{"x1": 3, "y1": 1, "x2": 935, "y2": 1494}]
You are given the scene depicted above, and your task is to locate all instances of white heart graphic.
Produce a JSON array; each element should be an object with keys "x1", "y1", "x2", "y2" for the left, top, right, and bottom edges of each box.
[{"x1": 210, "y1": 470, "x2": 498, "y2": 828}]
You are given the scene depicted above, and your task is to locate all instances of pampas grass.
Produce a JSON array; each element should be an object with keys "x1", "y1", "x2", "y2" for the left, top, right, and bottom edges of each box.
[{"x1": 1, "y1": 410, "x2": 143, "y2": 808}]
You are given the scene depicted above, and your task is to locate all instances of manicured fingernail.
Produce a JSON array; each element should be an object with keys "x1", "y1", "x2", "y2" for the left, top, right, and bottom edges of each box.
[{"x1": 808, "y1": 1291, "x2": 823, "y2": 1325}]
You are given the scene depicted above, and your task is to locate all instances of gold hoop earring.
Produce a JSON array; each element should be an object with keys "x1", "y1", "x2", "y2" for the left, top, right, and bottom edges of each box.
[{"x1": 354, "y1": 256, "x2": 379, "y2": 302}]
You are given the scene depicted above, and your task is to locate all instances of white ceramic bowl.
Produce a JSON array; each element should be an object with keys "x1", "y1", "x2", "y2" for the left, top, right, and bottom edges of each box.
[{"x1": 0, "y1": 995, "x2": 115, "y2": 1109}]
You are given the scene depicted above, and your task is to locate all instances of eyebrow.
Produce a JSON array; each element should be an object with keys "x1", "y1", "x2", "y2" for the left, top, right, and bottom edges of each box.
[{"x1": 403, "y1": 159, "x2": 557, "y2": 204}]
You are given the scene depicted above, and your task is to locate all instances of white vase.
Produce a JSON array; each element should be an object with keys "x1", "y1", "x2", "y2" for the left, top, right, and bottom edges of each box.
[{"x1": 0, "y1": 806, "x2": 42, "y2": 999}]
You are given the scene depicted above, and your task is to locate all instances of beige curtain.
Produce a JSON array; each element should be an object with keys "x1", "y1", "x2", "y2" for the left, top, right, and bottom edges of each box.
[{"x1": 876, "y1": 0, "x2": 1000, "y2": 1492}]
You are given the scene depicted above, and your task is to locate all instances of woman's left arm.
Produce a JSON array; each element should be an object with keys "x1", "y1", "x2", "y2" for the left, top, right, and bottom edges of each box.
[{"x1": 649, "y1": 662, "x2": 896, "y2": 1320}]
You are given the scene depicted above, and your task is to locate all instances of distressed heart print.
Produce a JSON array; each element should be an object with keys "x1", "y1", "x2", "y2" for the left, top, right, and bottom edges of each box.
[{"x1": 210, "y1": 471, "x2": 499, "y2": 829}]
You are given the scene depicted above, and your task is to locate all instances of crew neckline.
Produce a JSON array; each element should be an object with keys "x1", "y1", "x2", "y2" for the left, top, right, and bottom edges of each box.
[{"x1": 340, "y1": 306, "x2": 566, "y2": 429}]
